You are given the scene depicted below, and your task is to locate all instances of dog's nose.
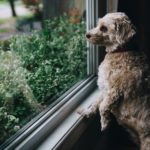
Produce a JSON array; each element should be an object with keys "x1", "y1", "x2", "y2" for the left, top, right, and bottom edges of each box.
[{"x1": 86, "y1": 33, "x2": 91, "y2": 39}]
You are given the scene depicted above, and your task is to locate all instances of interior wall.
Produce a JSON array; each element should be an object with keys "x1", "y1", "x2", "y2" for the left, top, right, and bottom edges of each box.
[{"x1": 118, "y1": 0, "x2": 150, "y2": 58}]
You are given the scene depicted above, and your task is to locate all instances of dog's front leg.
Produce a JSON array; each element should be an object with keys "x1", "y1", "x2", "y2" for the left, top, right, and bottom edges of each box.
[
  {"x1": 99, "y1": 90, "x2": 120, "y2": 131},
  {"x1": 99, "y1": 99, "x2": 112, "y2": 131},
  {"x1": 77, "y1": 95, "x2": 102, "y2": 118}
]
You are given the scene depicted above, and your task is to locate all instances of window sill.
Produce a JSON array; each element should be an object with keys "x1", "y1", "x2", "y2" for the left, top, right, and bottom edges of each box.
[
  {"x1": 37, "y1": 88, "x2": 99, "y2": 150},
  {"x1": 2, "y1": 76, "x2": 98, "y2": 150}
]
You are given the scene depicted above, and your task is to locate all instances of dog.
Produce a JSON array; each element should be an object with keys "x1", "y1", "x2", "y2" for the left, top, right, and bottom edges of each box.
[{"x1": 78, "y1": 12, "x2": 150, "y2": 150}]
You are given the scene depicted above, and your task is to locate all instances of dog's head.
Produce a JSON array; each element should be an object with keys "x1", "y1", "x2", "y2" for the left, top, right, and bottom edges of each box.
[{"x1": 86, "y1": 12, "x2": 136, "y2": 52}]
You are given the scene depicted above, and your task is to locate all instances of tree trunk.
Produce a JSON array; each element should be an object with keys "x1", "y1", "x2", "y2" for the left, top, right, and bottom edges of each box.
[
  {"x1": 42, "y1": 0, "x2": 63, "y2": 20},
  {"x1": 8, "y1": 0, "x2": 17, "y2": 17}
]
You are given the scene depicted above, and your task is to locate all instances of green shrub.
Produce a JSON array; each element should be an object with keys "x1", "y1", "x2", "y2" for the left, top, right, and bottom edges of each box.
[
  {"x1": 0, "y1": 107, "x2": 20, "y2": 144},
  {"x1": 0, "y1": 40, "x2": 11, "y2": 51},
  {"x1": 0, "y1": 50, "x2": 39, "y2": 144},
  {"x1": 0, "y1": 50, "x2": 39, "y2": 108},
  {"x1": 0, "y1": 14, "x2": 86, "y2": 144},
  {"x1": 10, "y1": 15, "x2": 87, "y2": 102}
]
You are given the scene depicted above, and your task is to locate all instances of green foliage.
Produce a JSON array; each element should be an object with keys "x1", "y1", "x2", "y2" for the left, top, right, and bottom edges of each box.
[
  {"x1": 0, "y1": 50, "x2": 39, "y2": 144},
  {"x1": 0, "y1": 40, "x2": 11, "y2": 51},
  {"x1": 10, "y1": 15, "x2": 86, "y2": 102},
  {"x1": 0, "y1": 14, "x2": 86, "y2": 144},
  {"x1": 0, "y1": 107, "x2": 20, "y2": 144},
  {"x1": 0, "y1": 50, "x2": 38, "y2": 107}
]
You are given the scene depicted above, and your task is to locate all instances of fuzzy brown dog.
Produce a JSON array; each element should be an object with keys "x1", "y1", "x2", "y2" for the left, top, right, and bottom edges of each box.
[{"x1": 79, "y1": 12, "x2": 150, "y2": 150}]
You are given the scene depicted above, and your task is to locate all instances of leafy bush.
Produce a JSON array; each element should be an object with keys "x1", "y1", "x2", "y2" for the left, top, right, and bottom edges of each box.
[
  {"x1": 0, "y1": 107, "x2": 20, "y2": 143},
  {"x1": 10, "y1": 14, "x2": 86, "y2": 102},
  {"x1": 0, "y1": 50, "x2": 39, "y2": 107},
  {"x1": 0, "y1": 14, "x2": 86, "y2": 144},
  {"x1": 0, "y1": 50, "x2": 40, "y2": 144},
  {"x1": 0, "y1": 40, "x2": 11, "y2": 51}
]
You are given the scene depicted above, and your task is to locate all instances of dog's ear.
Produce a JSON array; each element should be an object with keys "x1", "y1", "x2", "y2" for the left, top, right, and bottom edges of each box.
[{"x1": 115, "y1": 16, "x2": 136, "y2": 45}]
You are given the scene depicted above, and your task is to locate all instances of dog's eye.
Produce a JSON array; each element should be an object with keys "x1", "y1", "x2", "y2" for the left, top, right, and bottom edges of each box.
[{"x1": 100, "y1": 26, "x2": 108, "y2": 32}]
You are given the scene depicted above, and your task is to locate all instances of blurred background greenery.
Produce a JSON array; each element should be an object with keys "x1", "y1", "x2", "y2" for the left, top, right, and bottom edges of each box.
[{"x1": 0, "y1": 0, "x2": 86, "y2": 145}]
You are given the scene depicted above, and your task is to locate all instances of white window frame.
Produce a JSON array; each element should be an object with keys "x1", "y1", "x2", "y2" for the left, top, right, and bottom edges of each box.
[{"x1": 0, "y1": 0, "x2": 117, "y2": 149}]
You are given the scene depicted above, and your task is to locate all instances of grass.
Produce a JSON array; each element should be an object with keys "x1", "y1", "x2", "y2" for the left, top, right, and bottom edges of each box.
[
  {"x1": 0, "y1": 28, "x2": 12, "y2": 33},
  {"x1": 0, "y1": 18, "x2": 15, "y2": 34},
  {"x1": 17, "y1": 14, "x2": 34, "y2": 20},
  {"x1": 0, "y1": 18, "x2": 14, "y2": 24},
  {"x1": 0, "y1": 1, "x2": 7, "y2": 5},
  {"x1": 0, "y1": 14, "x2": 33, "y2": 34},
  {"x1": 0, "y1": 19, "x2": 7, "y2": 24},
  {"x1": 0, "y1": 0, "x2": 20, "y2": 5}
]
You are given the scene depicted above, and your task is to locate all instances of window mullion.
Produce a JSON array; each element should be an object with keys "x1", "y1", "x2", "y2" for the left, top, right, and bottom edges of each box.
[{"x1": 87, "y1": 0, "x2": 99, "y2": 75}]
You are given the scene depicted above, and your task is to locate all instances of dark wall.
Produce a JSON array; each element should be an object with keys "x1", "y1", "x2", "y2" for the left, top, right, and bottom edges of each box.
[
  {"x1": 118, "y1": 0, "x2": 150, "y2": 58},
  {"x1": 70, "y1": 115, "x2": 138, "y2": 150}
]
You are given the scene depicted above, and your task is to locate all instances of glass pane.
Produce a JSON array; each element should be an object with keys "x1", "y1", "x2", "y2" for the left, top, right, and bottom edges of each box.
[{"x1": 0, "y1": 0, "x2": 87, "y2": 145}]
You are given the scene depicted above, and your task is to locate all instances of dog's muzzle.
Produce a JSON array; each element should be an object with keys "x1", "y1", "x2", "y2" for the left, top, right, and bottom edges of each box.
[
  {"x1": 86, "y1": 33, "x2": 91, "y2": 39},
  {"x1": 86, "y1": 33, "x2": 104, "y2": 45}
]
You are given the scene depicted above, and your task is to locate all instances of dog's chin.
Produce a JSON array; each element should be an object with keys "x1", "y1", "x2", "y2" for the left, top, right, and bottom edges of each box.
[
  {"x1": 87, "y1": 38, "x2": 108, "y2": 46},
  {"x1": 87, "y1": 37, "x2": 101, "y2": 45}
]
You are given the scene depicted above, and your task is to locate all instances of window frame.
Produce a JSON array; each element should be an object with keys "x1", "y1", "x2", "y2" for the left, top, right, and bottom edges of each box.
[{"x1": 0, "y1": 0, "x2": 110, "y2": 149}]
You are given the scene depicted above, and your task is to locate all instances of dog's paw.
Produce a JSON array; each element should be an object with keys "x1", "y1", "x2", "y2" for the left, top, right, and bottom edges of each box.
[
  {"x1": 100, "y1": 116, "x2": 110, "y2": 131},
  {"x1": 101, "y1": 121, "x2": 109, "y2": 131},
  {"x1": 77, "y1": 108, "x2": 92, "y2": 118}
]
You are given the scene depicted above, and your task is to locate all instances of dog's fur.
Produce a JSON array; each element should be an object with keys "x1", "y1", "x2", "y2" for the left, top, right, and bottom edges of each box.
[{"x1": 79, "y1": 12, "x2": 150, "y2": 150}]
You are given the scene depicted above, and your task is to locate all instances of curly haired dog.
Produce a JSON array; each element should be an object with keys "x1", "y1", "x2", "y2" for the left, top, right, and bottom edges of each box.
[{"x1": 79, "y1": 12, "x2": 150, "y2": 150}]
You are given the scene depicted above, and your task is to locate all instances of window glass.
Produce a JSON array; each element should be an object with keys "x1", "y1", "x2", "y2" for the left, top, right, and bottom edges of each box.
[{"x1": 0, "y1": 0, "x2": 86, "y2": 144}]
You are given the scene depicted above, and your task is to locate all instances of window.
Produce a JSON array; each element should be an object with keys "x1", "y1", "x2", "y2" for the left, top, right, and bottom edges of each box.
[{"x1": 0, "y1": 0, "x2": 106, "y2": 149}]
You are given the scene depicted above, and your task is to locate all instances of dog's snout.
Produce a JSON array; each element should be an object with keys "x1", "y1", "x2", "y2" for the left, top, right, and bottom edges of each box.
[{"x1": 86, "y1": 33, "x2": 91, "y2": 39}]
